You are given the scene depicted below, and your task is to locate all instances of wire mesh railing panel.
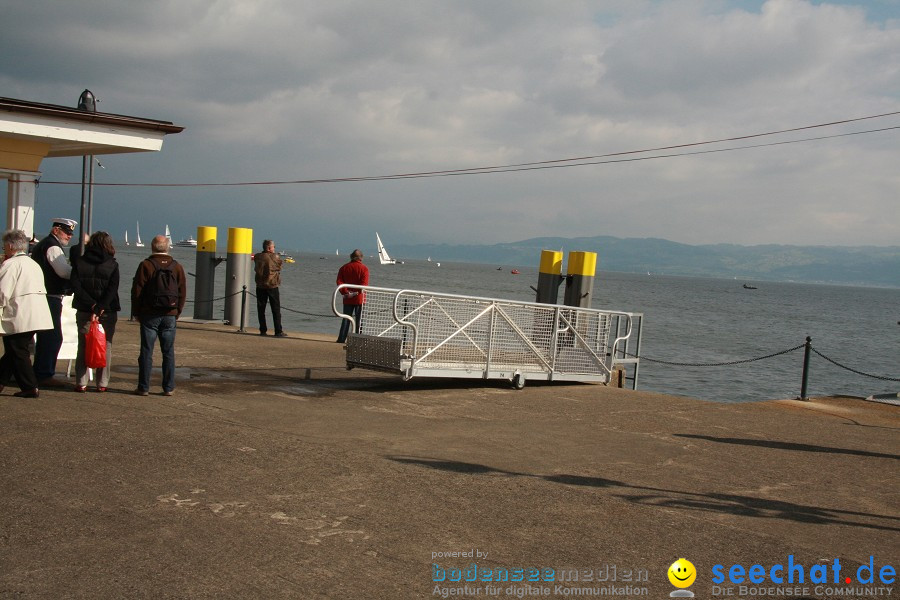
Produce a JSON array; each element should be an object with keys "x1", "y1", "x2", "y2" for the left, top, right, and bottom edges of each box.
[
  {"x1": 337, "y1": 285, "x2": 638, "y2": 384},
  {"x1": 486, "y1": 303, "x2": 555, "y2": 372},
  {"x1": 553, "y1": 309, "x2": 611, "y2": 375},
  {"x1": 359, "y1": 290, "x2": 406, "y2": 338},
  {"x1": 402, "y1": 294, "x2": 493, "y2": 368}
]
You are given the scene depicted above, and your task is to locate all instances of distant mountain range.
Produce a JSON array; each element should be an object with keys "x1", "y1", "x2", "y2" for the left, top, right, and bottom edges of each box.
[{"x1": 390, "y1": 236, "x2": 900, "y2": 288}]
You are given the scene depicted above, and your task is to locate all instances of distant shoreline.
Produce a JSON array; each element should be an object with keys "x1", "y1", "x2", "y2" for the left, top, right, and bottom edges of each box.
[
  {"x1": 294, "y1": 252, "x2": 899, "y2": 290},
  {"x1": 156, "y1": 242, "x2": 899, "y2": 289},
  {"x1": 309, "y1": 235, "x2": 900, "y2": 289}
]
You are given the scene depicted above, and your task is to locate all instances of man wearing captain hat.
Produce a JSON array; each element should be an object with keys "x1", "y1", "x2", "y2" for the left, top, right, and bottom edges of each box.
[{"x1": 29, "y1": 218, "x2": 77, "y2": 388}]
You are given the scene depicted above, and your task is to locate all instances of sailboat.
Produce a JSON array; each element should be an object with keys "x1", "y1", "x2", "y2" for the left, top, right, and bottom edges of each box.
[
  {"x1": 135, "y1": 222, "x2": 145, "y2": 247},
  {"x1": 164, "y1": 224, "x2": 173, "y2": 246},
  {"x1": 375, "y1": 232, "x2": 398, "y2": 265},
  {"x1": 125, "y1": 230, "x2": 130, "y2": 246}
]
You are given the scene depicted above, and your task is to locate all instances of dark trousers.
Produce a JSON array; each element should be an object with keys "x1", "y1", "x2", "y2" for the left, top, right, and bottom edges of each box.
[
  {"x1": 138, "y1": 315, "x2": 177, "y2": 393},
  {"x1": 0, "y1": 332, "x2": 39, "y2": 392},
  {"x1": 256, "y1": 287, "x2": 283, "y2": 335},
  {"x1": 337, "y1": 304, "x2": 362, "y2": 343},
  {"x1": 33, "y1": 295, "x2": 63, "y2": 380}
]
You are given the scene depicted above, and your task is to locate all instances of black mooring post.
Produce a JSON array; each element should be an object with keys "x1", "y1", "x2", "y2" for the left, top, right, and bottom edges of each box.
[
  {"x1": 239, "y1": 285, "x2": 247, "y2": 333},
  {"x1": 800, "y1": 336, "x2": 812, "y2": 400}
]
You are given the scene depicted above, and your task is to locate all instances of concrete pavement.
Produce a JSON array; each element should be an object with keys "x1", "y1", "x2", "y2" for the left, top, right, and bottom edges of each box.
[{"x1": 1, "y1": 320, "x2": 897, "y2": 599}]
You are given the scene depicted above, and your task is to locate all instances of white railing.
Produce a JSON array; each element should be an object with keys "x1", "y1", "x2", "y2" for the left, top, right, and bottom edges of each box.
[{"x1": 334, "y1": 285, "x2": 641, "y2": 388}]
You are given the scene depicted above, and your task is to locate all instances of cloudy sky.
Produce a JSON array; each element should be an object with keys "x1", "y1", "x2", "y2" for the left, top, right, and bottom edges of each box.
[{"x1": 2, "y1": 0, "x2": 899, "y2": 252}]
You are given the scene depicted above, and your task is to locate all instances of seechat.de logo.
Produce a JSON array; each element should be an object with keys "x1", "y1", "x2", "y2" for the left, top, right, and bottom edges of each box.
[{"x1": 711, "y1": 555, "x2": 896, "y2": 586}]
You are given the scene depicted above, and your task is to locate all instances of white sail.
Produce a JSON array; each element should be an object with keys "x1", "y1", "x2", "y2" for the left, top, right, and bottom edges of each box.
[
  {"x1": 135, "y1": 222, "x2": 145, "y2": 247},
  {"x1": 375, "y1": 232, "x2": 396, "y2": 265},
  {"x1": 125, "y1": 230, "x2": 129, "y2": 246},
  {"x1": 165, "y1": 224, "x2": 172, "y2": 245}
]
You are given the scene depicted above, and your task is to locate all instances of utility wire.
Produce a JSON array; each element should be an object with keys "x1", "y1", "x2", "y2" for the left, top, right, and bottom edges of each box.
[{"x1": 38, "y1": 111, "x2": 900, "y2": 188}]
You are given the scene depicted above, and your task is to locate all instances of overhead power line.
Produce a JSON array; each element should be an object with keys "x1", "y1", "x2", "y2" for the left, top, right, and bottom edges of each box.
[{"x1": 38, "y1": 111, "x2": 900, "y2": 188}]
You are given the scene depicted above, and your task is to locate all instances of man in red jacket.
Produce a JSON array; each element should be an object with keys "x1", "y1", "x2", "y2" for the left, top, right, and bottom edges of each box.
[{"x1": 335, "y1": 249, "x2": 369, "y2": 343}]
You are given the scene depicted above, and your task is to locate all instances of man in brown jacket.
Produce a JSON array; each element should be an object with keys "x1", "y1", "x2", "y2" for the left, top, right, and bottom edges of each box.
[
  {"x1": 131, "y1": 235, "x2": 187, "y2": 396},
  {"x1": 253, "y1": 239, "x2": 286, "y2": 337}
]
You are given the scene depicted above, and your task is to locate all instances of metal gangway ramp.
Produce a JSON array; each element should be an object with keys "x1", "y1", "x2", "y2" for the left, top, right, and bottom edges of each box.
[{"x1": 333, "y1": 285, "x2": 642, "y2": 389}]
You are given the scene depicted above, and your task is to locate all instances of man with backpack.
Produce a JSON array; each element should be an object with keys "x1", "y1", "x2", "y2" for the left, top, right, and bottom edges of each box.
[{"x1": 131, "y1": 235, "x2": 186, "y2": 396}]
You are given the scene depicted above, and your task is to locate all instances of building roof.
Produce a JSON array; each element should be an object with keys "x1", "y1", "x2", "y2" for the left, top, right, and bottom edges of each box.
[{"x1": 0, "y1": 96, "x2": 184, "y2": 157}]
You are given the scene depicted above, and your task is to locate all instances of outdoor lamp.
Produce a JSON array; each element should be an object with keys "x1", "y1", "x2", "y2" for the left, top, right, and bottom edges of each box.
[{"x1": 77, "y1": 89, "x2": 96, "y2": 112}]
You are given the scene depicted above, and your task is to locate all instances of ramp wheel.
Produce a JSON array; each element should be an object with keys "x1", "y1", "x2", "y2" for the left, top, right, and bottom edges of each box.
[{"x1": 512, "y1": 373, "x2": 526, "y2": 390}]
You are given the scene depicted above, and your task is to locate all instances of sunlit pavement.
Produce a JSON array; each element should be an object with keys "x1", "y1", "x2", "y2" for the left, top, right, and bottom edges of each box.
[{"x1": 1, "y1": 320, "x2": 896, "y2": 598}]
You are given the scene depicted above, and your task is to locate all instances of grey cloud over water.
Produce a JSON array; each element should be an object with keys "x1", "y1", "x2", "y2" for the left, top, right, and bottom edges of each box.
[{"x1": 2, "y1": 0, "x2": 898, "y2": 251}]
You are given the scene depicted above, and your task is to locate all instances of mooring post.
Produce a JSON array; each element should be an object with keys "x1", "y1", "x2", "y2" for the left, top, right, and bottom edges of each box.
[
  {"x1": 563, "y1": 251, "x2": 597, "y2": 308},
  {"x1": 193, "y1": 226, "x2": 219, "y2": 320},
  {"x1": 535, "y1": 249, "x2": 564, "y2": 304},
  {"x1": 224, "y1": 227, "x2": 253, "y2": 329},
  {"x1": 800, "y1": 336, "x2": 812, "y2": 401}
]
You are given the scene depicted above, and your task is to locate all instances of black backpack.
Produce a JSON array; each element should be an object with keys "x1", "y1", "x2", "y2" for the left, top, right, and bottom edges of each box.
[{"x1": 144, "y1": 260, "x2": 180, "y2": 310}]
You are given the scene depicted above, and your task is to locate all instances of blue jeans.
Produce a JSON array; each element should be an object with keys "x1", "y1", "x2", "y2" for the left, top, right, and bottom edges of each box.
[
  {"x1": 138, "y1": 315, "x2": 177, "y2": 393},
  {"x1": 33, "y1": 295, "x2": 63, "y2": 380},
  {"x1": 337, "y1": 304, "x2": 362, "y2": 343}
]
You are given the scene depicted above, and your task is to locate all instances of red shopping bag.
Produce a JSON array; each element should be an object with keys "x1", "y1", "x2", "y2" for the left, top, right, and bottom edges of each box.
[{"x1": 85, "y1": 315, "x2": 107, "y2": 369}]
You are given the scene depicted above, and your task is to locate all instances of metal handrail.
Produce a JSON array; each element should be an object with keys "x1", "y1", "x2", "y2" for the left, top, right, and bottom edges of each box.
[{"x1": 334, "y1": 284, "x2": 642, "y2": 387}]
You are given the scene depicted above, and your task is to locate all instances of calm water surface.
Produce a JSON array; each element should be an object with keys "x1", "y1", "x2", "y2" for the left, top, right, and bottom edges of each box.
[{"x1": 112, "y1": 247, "x2": 899, "y2": 403}]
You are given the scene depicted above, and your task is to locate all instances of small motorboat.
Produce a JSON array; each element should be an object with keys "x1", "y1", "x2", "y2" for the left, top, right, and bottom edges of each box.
[
  {"x1": 511, "y1": 269, "x2": 520, "y2": 275},
  {"x1": 742, "y1": 283, "x2": 757, "y2": 289}
]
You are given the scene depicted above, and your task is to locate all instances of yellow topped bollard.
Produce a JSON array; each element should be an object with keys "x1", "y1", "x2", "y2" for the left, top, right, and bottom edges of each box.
[
  {"x1": 193, "y1": 226, "x2": 219, "y2": 320},
  {"x1": 224, "y1": 227, "x2": 253, "y2": 329},
  {"x1": 227, "y1": 227, "x2": 253, "y2": 255},
  {"x1": 563, "y1": 251, "x2": 597, "y2": 308},
  {"x1": 535, "y1": 249, "x2": 564, "y2": 304},
  {"x1": 197, "y1": 226, "x2": 217, "y2": 253}
]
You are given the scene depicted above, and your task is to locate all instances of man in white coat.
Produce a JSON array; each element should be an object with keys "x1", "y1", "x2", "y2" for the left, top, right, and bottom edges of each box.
[{"x1": 0, "y1": 229, "x2": 53, "y2": 397}]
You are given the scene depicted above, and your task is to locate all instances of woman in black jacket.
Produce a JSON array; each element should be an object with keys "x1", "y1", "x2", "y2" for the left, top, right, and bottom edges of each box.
[{"x1": 71, "y1": 231, "x2": 120, "y2": 392}]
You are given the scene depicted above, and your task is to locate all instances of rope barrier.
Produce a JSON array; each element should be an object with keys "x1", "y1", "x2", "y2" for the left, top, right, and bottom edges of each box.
[
  {"x1": 810, "y1": 347, "x2": 900, "y2": 382},
  {"x1": 281, "y1": 305, "x2": 334, "y2": 318},
  {"x1": 627, "y1": 343, "x2": 806, "y2": 367},
  {"x1": 184, "y1": 290, "x2": 243, "y2": 305},
  {"x1": 245, "y1": 289, "x2": 334, "y2": 318},
  {"x1": 629, "y1": 343, "x2": 897, "y2": 382}
]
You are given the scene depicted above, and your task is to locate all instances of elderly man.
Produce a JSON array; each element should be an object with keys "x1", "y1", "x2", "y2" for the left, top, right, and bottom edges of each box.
[
  {"x1": 131, "y1": 235, "x2": 187, "y2": 396},
  {"x1": 0, "y1": 230, "x2": 53, "y2": 397},
  {"x1": 30, "y1": 218, "x2": 76, "y2": 387}
]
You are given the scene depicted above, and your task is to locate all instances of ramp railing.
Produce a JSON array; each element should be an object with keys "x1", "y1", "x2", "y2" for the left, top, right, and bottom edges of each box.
[{"x1": 334, "y1": 285, "x2": 642, "y2": 388}]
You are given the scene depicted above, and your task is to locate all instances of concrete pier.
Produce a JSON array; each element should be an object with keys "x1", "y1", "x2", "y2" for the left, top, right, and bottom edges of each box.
[{"x1": 1, "y1": 321, "x2": 897, "y2": 598}]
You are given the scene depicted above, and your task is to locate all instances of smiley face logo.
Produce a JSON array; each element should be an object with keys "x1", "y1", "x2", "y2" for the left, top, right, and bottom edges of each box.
[{"x1": 668, "y1": 558, "x2": 697, "y2": 588}]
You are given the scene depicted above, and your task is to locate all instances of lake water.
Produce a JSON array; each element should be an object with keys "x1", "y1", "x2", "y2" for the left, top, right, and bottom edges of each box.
[{"x1": 110, "y1": 246, "x2": 899, "y2": 403}]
